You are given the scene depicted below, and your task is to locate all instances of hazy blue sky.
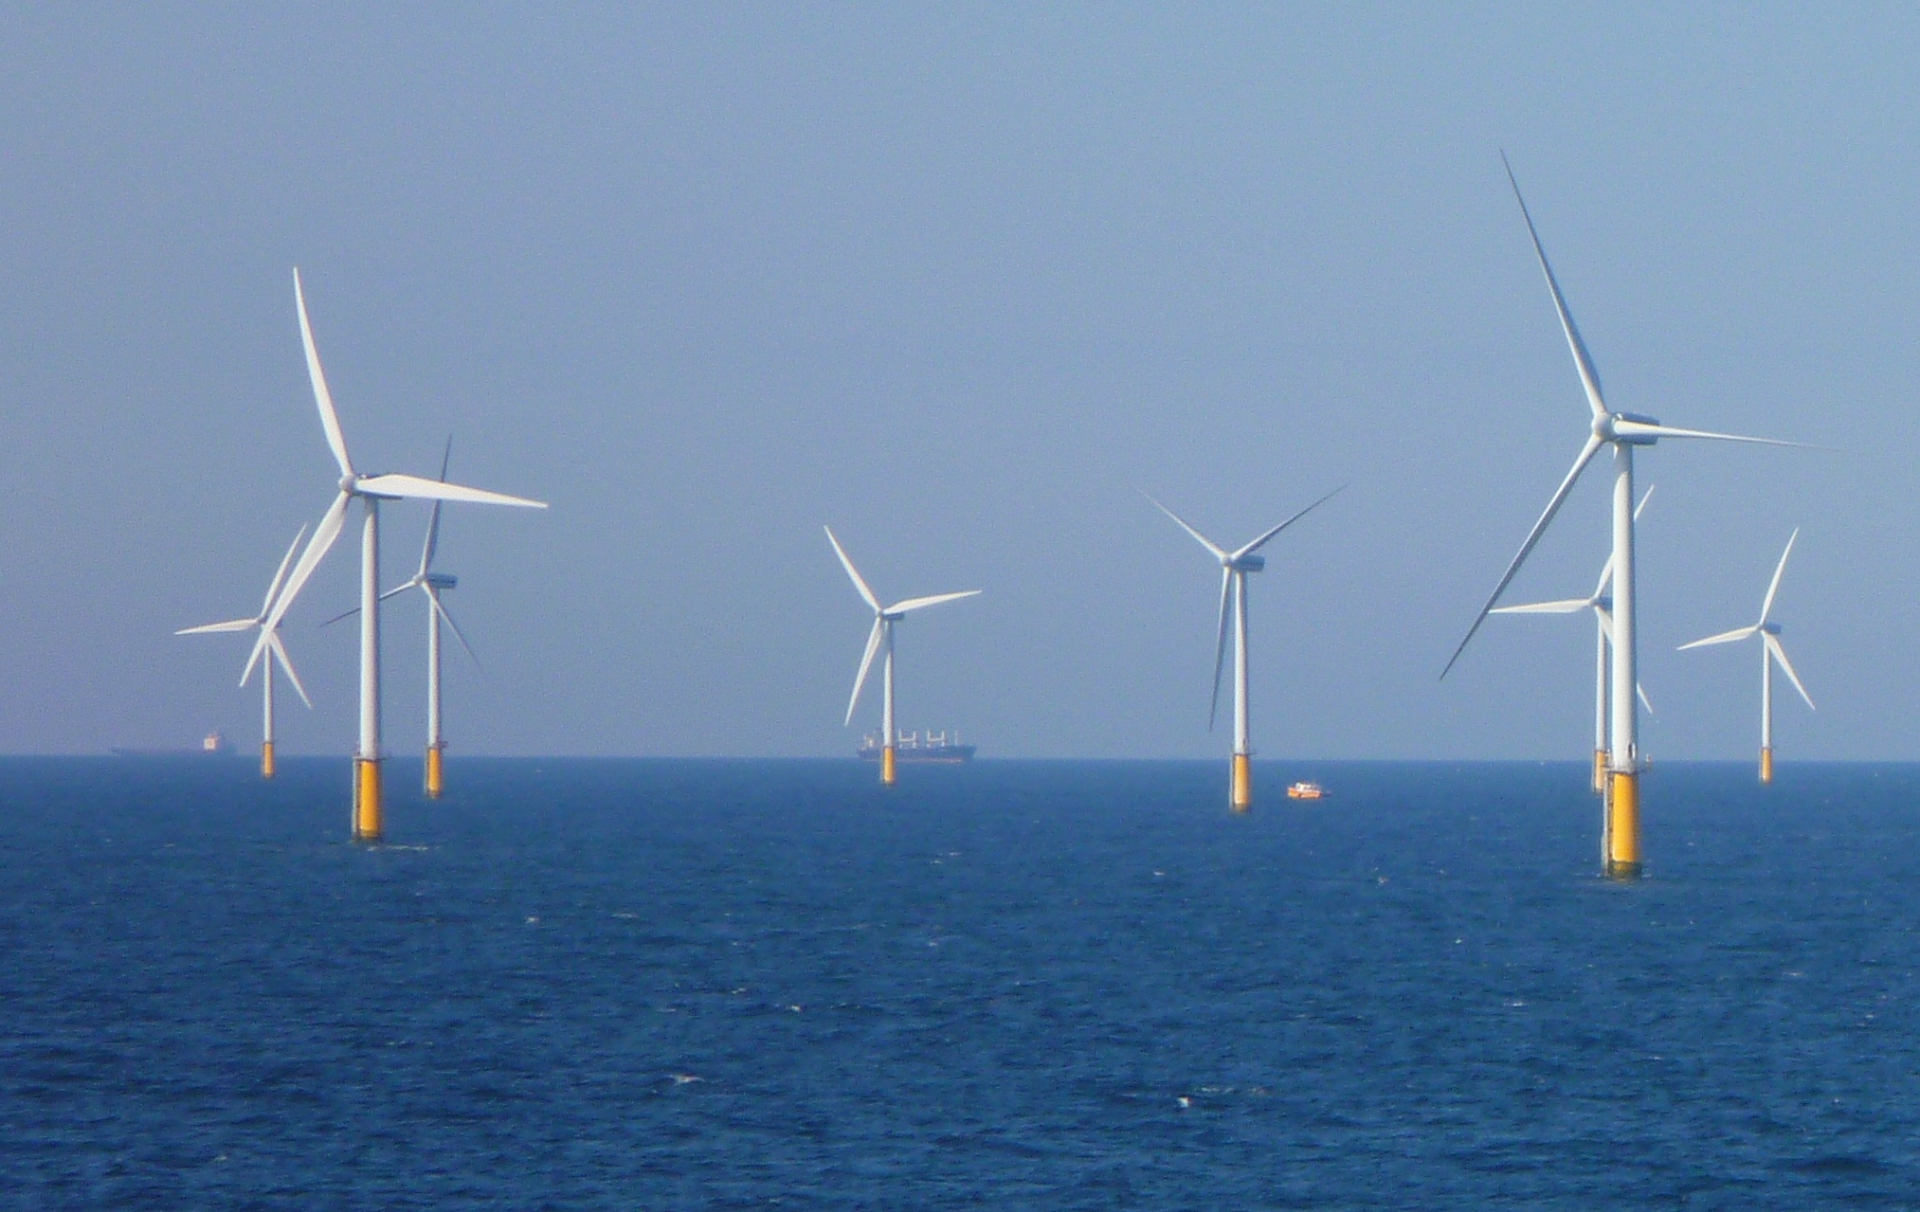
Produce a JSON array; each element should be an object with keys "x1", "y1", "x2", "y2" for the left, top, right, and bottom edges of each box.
[{"x1": 2, "y1": 5, "x2": 1915, "y2": 758}]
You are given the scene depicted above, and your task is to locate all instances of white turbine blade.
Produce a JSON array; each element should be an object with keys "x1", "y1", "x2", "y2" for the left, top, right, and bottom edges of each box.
[
  {"x1": 1208, "y1": 568, "x2": 1230, "y2": 731},
  {"x1": 1765, "y1": 633, "x2": 1815, "y2": 710},
  {"x1": 1606, "y1": 419, "x2": 1819, "y2": 450},
  {"x1": 1442, "y1": 432, "x2": 1605, "y2": 678},
  {"x1": 1758, "y1": 528, "x2": 1799, "y2": 625},
  {"x1": 844, "y1": 617, "x2": 885, "y2": 726},
  {"x1": 429, "y1": 587, "x2": 482, "y2": 669},
  {"x1": 885, "y1": 589, "x2": 981, "y2": 615},
  {"x1": 1634, "y1": 484, "x2": 1655, "y2": 521},
  {"x1": 176, "y1": 618, "x2": 258, "y2": 635},
  {"x1": 267, "y1": 630, "x2": 313, "y2": 709},
  {"x1": 419, "y1": 501, "x2": 444, "y2": 578},
  {"x1": 355, "y1": 473, "x2": 546, "y2": 508},
  {"x1": 293, "y1": 268, "x2": 353, "y2": 477},
  {"x1": 259, "y1": 523, "x2": 309, "y2": 618},
  {"x1": 256, "y1": 490, "x2": 351, "y2": 648},
  {"x1": 1490, "y1": 598, "x2": 1592, "y2": 615},
  {"x1": 1142, "y1": 493, "x2": 1228, "y2": 561},
  {"x1": 240, "y1": 631, "x2": 266, "y2": 688},
  {"x1": 318, "y1": 580, "x2": 412, "y2": 629},
  {"x1": 419, "y1": 437, "x2": 451, "y2": 576},
  {"x1": 1595, "y1": 604, "x2": 1615, "y2": 646},
  {"x1": 823, "y1": 526, "x2": 882, "y2": 613},
  {"x1": 1678, "y1": 625, "x2": 1758, "y2": 651},
  {"x1": 1232, "y1": 483, "x2": 1347, "y2": 560},
  {"x1": 1637, "y1": 682, "x2": 1654, "y2": 716},
  {"x1": 1592, "y1": 556, "x2": 1614, "y2": 600},
  {"x1": 1502, "y1": 152, "x2": 1606, "y2": 419}
]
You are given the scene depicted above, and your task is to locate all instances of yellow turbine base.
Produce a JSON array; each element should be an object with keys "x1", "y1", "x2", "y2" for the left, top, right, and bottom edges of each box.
[
  {"x1": 261, "y1": 740, "x2": 276, "y2": 780},
  {"x1": 1230, "y1": 753, "x2": 1252, "y2": 812},
  {"x1": 1759, "y1": 747, "x2": 1773, "y2": 784},
  {"x1": 881, "y1": 746, "x2": 897, "y2": 786},
  {"x1": 354, "y1": 758, "x2": 383, "y2": 842},
  {"x1": 426, "y1": 744, "x2": 445, "y2": 799},
  {"x1": 1606, "y1": 770, "x2": 1640, "y2": 879},
  {"x1": 1592, "y1": 749, "x2": 1607, "y2": 795}
]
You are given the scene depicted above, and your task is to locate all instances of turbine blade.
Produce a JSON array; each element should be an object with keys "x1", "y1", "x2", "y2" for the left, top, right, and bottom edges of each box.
[
  {"x1": 1209, "y1": 568, "x2": 1230, "y2": 731},
  {"x1": 256, "y1": 491, "x2": 351, "y2": 648},
  {"x1": 293, "y1": 268, "x2": 353, "y2": 477},
  {"x1": 1442, "y1": 432, "x2": 1605, "y2": 678},
  {"x1": 1765, "y1": 633, "x2": 1815, "y2": 710},
  {"x1": 845, "y1": 617, "x2": 885, "y2": 726},
  {"x1": 1634, "y1": 483, "x2": 1655, "y2": 521},
  {"x1": 1490, "y1": 598, "x2": 1593, "y2": 615},
  {"x1": 240, "y1": 631, "x2": 266, "y2": 688},
  {"x1": 419, "y1": 502, "x2": 444, "y2": 578},
  {"x1": 1592, "y1": 555, "x2": 1614, "y2": 600},
  {"x1": 1595, "y1": 604, "x2": 1615, "y2": 647},
  {"x1": 1232, "y1": 483, "x2": 1347, "y2": 560},
  {"x1": 419, "y1": 436, "x2": 451, "y2": 576},
  {"x1": 1678, "y1": 625, "x2": 1758, "y2": 651},
  {"x1": 1142, "y1": 492, "x2": 1228, "y2": 561},
  {"x1": 824, "y1": 526, "x2": 881, "y2": 612},
  {"x1": 176, "y1": 618, "x2": 259, "y2": 635},
  {"x1": 354, "y1": 473, "x2": 546, "y2": 508},
  {"x1": 1502, "y1": 152, "x2": 1606, "y2": 419},
  {"x1": 268, "y1": 630, "x2": 313, "y2": 709},
  {"x1": 260, "y1": 523, "x2": 309, "y2": 618},
  {"x1": 885, "y1": 590, "x2": 981, "y2": 615},
  {"x1": 316, "y1": 605, "x2": 358, "y2": 629},
  {"x1": 319, "y1": 582, "x2": 409, "y2": 630},
  {"x1": 1759, "y1": 528, "x2": 1799, "y2": 625},
  {"x1": 1637, "y1": 682, "x2": 1654, "y2": 716},
  {"x1": 430, "y1": 588, "x2": 482, "y2": 670},
  {"x1": 1607, "y1": 419, "x2": 1821, "y2": 450}
]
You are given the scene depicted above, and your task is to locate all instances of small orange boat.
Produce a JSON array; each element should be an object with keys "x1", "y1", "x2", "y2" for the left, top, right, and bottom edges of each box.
[{"x1": 1286, "y1": 781, "x2": 1327, "y2": 800}]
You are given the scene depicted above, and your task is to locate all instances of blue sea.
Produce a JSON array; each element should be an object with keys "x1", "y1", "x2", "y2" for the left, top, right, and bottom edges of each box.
[{"x1": 4, "y1": 757, "x2": 1918, "y2": 1209}]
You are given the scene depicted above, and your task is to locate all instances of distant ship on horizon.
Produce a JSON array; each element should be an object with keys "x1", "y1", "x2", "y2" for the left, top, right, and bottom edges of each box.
[
  {"x1": 110, "y1": 731, "x2": 237, "y2": 758},
  {"x1": 858, "y1": 730, "x2": 976, "y2": 764}
]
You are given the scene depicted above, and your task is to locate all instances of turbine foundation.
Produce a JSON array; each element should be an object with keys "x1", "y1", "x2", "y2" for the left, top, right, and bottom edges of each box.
[
  {"x1": 1230, "y1": 753, "x2": 1252, "y2": 812},
  {"x1": 261, "y1": 740, "x2": 276, "y2": 780},
  {"x1": 1759, "y1": 746, "x2": 1773, "y2": 784},
  {"x1": 354, "y1": 757, "x2": 383, "y2": 841},
  {"x1": 426, "y1": 744, "x2": 445, "y2": 798},
  {"x1": 1605, "y1": 770, "x2": 1640, "y2": 880},
  {"x1": 881, "y1": 745, "x2": 897, "y2": 786}
]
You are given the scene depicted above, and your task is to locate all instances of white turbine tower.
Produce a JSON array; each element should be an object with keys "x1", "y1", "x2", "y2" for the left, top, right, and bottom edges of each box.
[
  {"x1": 1679, "y1": 529, "x2": 1814, "y2": 784},
  {"x1": 824, "y1": 526, "x2": 979, "y2": 786},
  {"x1": 1490, "y1": 486, "x2": 1655, "y2": 796},
  {"x1": 1147, "y1": 486, "x2": 1342, "y2": 811},
  {"x1": 1444, "y1": 155, "x2": 1809, "y2": 879},
  {"x1": 319, "y1": 439, "x2": 478, "y2": 799},
  {"x1": 254, "y1": 270, "x2": 546, "y2": 841},
  {"x1": 177, "y1": 525, "x2": 313, "y2": 778}
]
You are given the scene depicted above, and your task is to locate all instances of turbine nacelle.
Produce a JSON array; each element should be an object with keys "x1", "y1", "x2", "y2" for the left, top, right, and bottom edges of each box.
[
  {"x1": 1596, "y1": 411, "x2": 1662, "y2": 445},
  {"x1": 1227, "y1": 554, "x2": 1266, "y2": 573},
  {"x1": 425, "y1": 572, "x2": 459, "y2": 591}
]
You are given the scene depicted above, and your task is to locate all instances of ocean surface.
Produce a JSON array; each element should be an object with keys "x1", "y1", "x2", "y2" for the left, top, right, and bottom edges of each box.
[{"x1": 4, "y1": 757, "x2": 1919, "y2": 1209}]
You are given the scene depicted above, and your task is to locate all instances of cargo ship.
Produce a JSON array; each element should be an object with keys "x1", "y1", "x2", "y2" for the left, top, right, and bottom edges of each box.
[
  {"x1": 111, "y1": 731, "x2": 236, "y2": 758},
  {"x1": 858, "y1": 730, "x2": 976, "y2": 764}
]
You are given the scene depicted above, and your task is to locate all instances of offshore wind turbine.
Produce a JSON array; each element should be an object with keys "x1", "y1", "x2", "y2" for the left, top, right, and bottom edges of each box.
[
  {"x1": 1444, "y1": 155, "x2": 1810, "y2": 879},
  {"x1": 177, "y1": 525, "x2": 313, "y2": 778},
  {"x1": 320, "y1": 439, "x2": 478, "y2": 799},
  {"x1": 1147, "y1": 486, "x2": 1341, "y2": 811},
  {"x1": 824, "y1": 526, "x2": 979, "y2": 786},
  {"x1": 1679, "y1": 529, "x2": 1814, "y2": 783},
  {"x1": 254, "y1": 270, "x2": 546, "y2": 841},
  {"x1": 1491, "y1": 486, "x2": 1655, "y2": 795}
]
